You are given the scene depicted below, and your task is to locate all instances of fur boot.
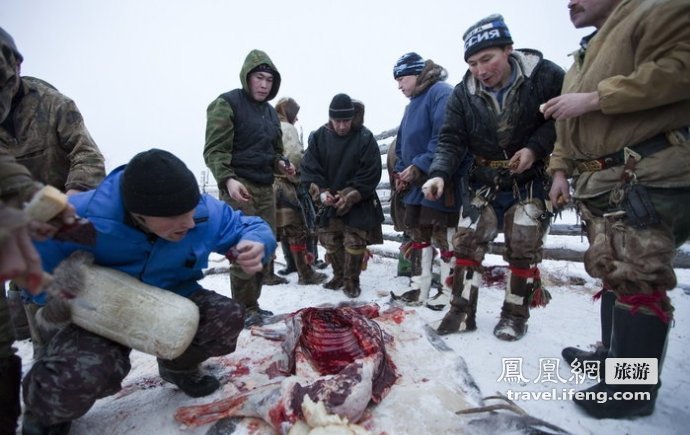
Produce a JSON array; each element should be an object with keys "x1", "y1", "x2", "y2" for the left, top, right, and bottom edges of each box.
[
  {"x1": 291, "y1": 244, "x2": 327, "y2": 285},
  {"x1": 437, "y1": 262, "x2": 480, "y2": 335},
  {"x1": 323, "y1": 249, "x2": 345, "y2": 290}
]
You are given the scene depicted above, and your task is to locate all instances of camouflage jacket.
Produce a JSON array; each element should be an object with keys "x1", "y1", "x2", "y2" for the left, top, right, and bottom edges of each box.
[
  {"x1": 0, "y1": 146, "x2": 36, "y2": 205},
  {"x1": 0, "y1": 76, "x2": 105, "y2": 192},
  {"x1": 0, "y1": 148, "x2": 37, "y2": 244}
]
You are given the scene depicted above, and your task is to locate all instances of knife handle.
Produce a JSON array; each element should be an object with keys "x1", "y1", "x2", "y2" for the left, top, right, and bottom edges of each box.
[{"x1": 24, "y1": 185, "x2": 68, "y2": 222}]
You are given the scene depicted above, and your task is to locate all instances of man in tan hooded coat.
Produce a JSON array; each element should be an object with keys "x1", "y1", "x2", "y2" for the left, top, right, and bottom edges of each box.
[{"x1": 543, "y1": 0, "x2": 690, "y2": 419}]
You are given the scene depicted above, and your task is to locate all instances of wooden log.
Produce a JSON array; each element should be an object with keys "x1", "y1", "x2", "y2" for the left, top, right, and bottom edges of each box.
[{"x1": 380, "y1": 231, "x2": 690, "y2": 268}]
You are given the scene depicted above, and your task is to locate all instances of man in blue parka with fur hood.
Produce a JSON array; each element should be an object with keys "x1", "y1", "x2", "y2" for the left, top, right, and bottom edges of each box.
[
  {"x1": 21, "y1": 149, "x2": 275, "y2": 433},
  {"x1": 389, "y1": 52, "x2": 468, "y2": 310}
]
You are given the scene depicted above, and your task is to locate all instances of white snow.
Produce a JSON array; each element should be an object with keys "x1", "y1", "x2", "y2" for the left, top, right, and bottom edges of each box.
[{"x1": 13, "y1": 209, "x2": 690, "y2": 433}]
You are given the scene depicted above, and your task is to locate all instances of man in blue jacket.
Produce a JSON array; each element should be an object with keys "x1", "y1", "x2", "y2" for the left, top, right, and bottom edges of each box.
[
  {"x1": 21, "y1": 149, "x2": 276, "y2": 434},
  {"x1": 388, "y1": 52, "x2": 463, "y2": 310}
]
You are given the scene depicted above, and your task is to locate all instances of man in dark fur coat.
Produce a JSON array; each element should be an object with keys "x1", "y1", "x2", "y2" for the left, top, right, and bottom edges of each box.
[
  {"x1": 423, "y1": 14, "x2": 564, "y2": 341},
  {"x1": 301, "y1": 93, "x2": 384, "y2": 298}
]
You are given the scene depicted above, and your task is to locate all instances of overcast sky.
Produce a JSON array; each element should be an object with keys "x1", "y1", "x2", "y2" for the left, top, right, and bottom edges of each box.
[{"x1": 4, "y1": 0, "x2": 588, "y2": 185}]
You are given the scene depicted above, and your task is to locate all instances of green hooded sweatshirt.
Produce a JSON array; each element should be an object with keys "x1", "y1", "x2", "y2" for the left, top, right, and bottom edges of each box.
[{"x1": 204, "y1": 49, "x2": 284, "y2": 190}]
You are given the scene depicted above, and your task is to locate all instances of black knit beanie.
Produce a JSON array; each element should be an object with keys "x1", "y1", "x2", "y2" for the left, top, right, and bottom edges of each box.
[
  {"x1": 329, "y1": 93, "x2": 354, "y2": 120},
  {"x1": 462, "y1": 14, "x2": 513, "y2": 61},
  {"x1": 393, "y1": 52, "x2": 425, "y2": 79},
  {"x1": 121, "y1": 149, "x2": 200, "y2": 217}
]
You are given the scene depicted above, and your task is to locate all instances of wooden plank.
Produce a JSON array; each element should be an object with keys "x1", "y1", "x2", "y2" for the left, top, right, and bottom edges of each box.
[{"x1": 378, "y1": 232, "x2": 690, "y2": 268}]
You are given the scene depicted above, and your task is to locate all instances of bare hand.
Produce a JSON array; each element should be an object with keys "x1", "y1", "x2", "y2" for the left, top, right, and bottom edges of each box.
[
  {"x1": 398, "y1": 165, "x2": 419, "y2": 183},
  {"x1": 541, "y1": 92, "x2": 600, "y2": 120},
  {"x1": 508, "y1": 148, "x2": 536, "y2": 174},
  {"x1": 0, "y1": 206, "x2": 44, "y2": 294},
  {"x1": 226, "y1": 179, "x2": 251, "y2": 203},
  {"x1": 233, "y1": 240, "x2": 265, "y2": 274},
  {"x1": 320, "y1": 191, "x2": 335, "y2": 206},
  {"x1": 28, "y1": 203, "x2": 77, "y2": 241},
  {"x1": 333, "y1": 189, "x2": 361, "y2": 216},
  {"x1": 548, "y1": 170, "x2": 571, "y2": 208},
  {"x1": 394, "y1": 176, "x2": 409, "y2": 193},
  {"x1": 277, "y1": 159, "x2": 296, "y2": 176},
  {"x1": 422, "y1": 177, "x2": 444, "y2": 200}
]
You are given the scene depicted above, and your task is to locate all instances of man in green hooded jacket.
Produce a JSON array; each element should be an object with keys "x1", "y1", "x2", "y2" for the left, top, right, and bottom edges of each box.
[{"x1": 204, "y1": 49, "x2": 294, "y2": 326}]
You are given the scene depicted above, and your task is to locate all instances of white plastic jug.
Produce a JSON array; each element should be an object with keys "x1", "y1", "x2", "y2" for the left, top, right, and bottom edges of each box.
[{"x1": 70, "y1": 265, "x2": 200, "y2": 360}]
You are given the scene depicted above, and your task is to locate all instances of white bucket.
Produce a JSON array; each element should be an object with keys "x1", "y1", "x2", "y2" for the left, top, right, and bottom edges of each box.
[{"x1": 70, "y1": 265, "x2": 200, "y2": 360}]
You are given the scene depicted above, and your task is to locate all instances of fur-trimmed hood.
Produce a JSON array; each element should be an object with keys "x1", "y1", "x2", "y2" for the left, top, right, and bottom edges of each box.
[
  {"x1": 411, "y1": 60, "x2": 448, "y2": 98},
  {"x1": 463, "y1": 49, "x2": 543, "y2": 95}
]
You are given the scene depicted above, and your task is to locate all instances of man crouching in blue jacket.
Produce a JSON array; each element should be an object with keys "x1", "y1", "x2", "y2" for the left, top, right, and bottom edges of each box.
[{"x1": 21, "y1": 148, "x2": 276, "y2": 434}]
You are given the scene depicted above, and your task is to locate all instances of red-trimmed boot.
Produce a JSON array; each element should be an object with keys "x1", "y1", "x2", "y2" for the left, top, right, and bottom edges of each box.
[{"x1": 437, "y1": 258, "x2": 480, "y2": 335}]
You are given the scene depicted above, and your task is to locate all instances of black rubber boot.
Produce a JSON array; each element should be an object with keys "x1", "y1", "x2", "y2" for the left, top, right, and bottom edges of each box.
[
  {"x1": 158, "y1": 361, "x2": 220, "y2": 398},
  {"x1": 562, "y1": 289, "x2": 615, "y2": 367},
  {"x1": 0, "y1": 355, "x2": 22, "y2": 434},
  {"x1": 21, "y1": 410, "x2": 72, "y2": 435},
  {"x1": 277, "y1": 240, "x2": 296, "y2": 275},
  {"x1": 573, "y1": 302, "x2": 670, "y2": 419}
]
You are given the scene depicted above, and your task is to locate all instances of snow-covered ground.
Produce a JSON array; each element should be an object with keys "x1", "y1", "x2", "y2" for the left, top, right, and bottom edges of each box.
[{"x1": 13, "y1": 208, "x2": 690, "y2": 434}]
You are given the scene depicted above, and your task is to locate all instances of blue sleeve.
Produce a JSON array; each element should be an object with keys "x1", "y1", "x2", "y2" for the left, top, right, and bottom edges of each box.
[
  {"x1": 209, "y1": 197, "x2": 276, "y2": 264},
  {"x1": 411, "y1": 85, "x2": 451, "y2": 174},
  {"x1": 394, "y1": 124, "x2": 405, "y2": 173},
  {"x1": 26, "y1": 239, "x2": 84, "y2": 305}
]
